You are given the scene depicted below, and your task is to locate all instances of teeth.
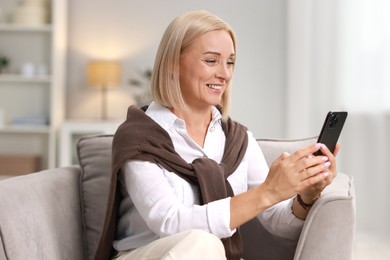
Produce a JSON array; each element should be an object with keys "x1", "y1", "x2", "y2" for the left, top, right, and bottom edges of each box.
[{"x1": 207, "y1": 84, "x2": 222, "y2": 90}]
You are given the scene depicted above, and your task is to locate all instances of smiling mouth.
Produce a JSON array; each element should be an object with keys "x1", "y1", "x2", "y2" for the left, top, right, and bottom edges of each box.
[{"x1": 206, "y1": 84, "x2": 222, "y2": 90}]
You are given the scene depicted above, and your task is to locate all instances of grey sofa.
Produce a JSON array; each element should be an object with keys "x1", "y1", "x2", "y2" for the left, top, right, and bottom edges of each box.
[{"x1": 0, "y1": 135, "x2": 356, "y2": 260}]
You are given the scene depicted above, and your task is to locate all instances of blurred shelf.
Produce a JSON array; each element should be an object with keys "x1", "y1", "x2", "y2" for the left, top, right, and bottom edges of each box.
[
  {"x1": 0, "y1": 0, "x2": 68, "y2": 169},
  {"x1": 0, "y1": 125, "x2": 50, "y2": 134},
  {"x1": 0, "y1": 23, "x2": 52, "y2": 32},
  {"x1": 0, "y1": 74, "x2": 51, "y2": 83}
]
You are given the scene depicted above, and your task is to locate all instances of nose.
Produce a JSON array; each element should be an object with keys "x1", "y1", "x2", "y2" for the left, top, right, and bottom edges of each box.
[{"x1": 216, "y1": 62, "x2": 232, "y2": 80}]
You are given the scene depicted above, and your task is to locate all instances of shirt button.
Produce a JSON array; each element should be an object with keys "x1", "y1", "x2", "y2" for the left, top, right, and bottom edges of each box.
[{"x1": 210, "y1": 126, "x2": 215, "y2": 132}]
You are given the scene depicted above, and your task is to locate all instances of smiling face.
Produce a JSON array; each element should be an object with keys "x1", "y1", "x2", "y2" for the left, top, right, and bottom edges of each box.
[{"x1": 178, "y1": 30, "x2": 235, "y2": 111}]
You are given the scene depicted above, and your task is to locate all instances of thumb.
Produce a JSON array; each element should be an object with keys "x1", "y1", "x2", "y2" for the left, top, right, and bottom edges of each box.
[{"x1": 333, "y1": 144, "x2": 341, "y2": 157}]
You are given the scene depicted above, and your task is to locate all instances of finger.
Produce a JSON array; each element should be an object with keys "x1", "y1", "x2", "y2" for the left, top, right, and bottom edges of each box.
[
  {"x1": 316, "y1": 144, "x2": 339, "y2": 178},
  {"x1": 300, "y1": 180, "x2": 325, "y2": 197},
  {"x1": 302, "y1": 161, "x2": 331, "y2": 179},
  {"x1": 313, "y1": 182, "x2": 326, "y2": 192},
  {"x1": 296, "y1": 153, "x2": 329, "y2": 175},
  {"x1": 313, "y1": 176, "x2": 331, "y2": 190},
  {"x1": 303, "y1": 170, "x2": 335, "y2": 196},
  {"x1": 317, "y1": 144, "x2": 335, "y2": 161},
  {"x1": 333, "y1": 144, "x2": 341, "y2": 157},
  {"x1": 290, "y1": 143, "x2": 323, "y2": 162},
  {"x1": 312, "y1": 173, "x2": 333, "y2": 192},
  {"x1": 300, "y1": 171, "x2": 330, "y2": 188}
]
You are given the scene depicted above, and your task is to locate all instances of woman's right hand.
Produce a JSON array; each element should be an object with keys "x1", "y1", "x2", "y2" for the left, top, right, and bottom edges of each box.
[
  {"x1": 262, "y1": 143, "x2": 331, "y2": 206},
  {"x1": 230, "y1": 143, "x2": 330, "y2": 230}
]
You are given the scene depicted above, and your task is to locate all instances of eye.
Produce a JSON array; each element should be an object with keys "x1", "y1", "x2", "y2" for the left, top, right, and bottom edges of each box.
[
  {"x1": 205, "y1": 59, "x2": 217, "y2": 65},
  {"x1": 227, "y1": 60, "x2": 235, "y2": 66},
  {"x1": 226, "y1": 59, "x2": 235, "y2": 69}
]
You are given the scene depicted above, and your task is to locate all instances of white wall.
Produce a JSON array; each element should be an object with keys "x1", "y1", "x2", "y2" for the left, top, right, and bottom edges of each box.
[{"x1": 66, "y1": 0, "x2": 287, "y2": 139}]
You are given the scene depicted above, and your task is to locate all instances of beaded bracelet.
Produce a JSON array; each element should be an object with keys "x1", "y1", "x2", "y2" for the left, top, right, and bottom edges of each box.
[{"x1": 296, "y1": 194, "x2": 320, "y2": 210}]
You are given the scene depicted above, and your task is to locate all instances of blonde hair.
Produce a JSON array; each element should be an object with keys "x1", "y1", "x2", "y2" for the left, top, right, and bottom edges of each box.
[{"x1": 151, "y1": 10, "x2": 236, "y2": 121}]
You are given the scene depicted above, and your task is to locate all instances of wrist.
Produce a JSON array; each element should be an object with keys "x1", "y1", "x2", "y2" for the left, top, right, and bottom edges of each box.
[
  {"x1": 257, "y1": 183, "x2": 278, "y2": 209},
  {"x1": 297, "y1": 193, "x2": 320, "y2": 210}
]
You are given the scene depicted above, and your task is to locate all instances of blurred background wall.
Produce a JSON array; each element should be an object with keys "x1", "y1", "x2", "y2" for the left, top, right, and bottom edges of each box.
[{"x1": 66, "y1": 0, "x2": 287, "y2": 138}]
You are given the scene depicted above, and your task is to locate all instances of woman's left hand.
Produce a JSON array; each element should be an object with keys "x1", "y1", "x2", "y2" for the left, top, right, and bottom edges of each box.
[{"x1": 299, "y1": 143, "x2": 340, "y2": 202}]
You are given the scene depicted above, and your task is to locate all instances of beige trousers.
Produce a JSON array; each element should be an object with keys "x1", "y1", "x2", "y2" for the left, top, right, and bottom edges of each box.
[{"x1": 114, "y1": 229, "x2": 227, "y2": 260}]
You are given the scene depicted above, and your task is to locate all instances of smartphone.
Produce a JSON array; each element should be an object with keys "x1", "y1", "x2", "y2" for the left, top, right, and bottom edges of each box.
[{"x1": 314, "y1": 111, "x2": 348, "y2": 156}]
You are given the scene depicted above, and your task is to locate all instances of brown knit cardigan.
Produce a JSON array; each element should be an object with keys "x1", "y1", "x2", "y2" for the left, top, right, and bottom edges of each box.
[{"x1": 94, "y1": 105, "x2": 248, "y2": 260}]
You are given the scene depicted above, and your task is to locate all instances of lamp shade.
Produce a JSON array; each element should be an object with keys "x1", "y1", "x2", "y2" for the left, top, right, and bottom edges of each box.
[{"x1": 87, "y1": 60, "x2": 121, "y2": 87}]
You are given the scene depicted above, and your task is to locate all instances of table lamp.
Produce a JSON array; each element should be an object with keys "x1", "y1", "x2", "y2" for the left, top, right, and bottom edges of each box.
[{"x1": 86, "y1": 60, "x2": 121, "y2": 120}]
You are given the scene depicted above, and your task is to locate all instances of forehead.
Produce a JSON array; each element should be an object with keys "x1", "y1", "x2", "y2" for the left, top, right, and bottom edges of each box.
[{"x1": 188, "y1": 30, "x2": 235, "y2": 55}]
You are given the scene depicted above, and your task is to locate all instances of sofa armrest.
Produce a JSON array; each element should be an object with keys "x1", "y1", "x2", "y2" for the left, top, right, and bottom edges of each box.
[
  {"x1": 0, "y1": 235, "x2": 6, "y2": 260},
  {"x1": 247, "y1": 138, "x2": 356, "y2": 260},
  {"x1": 294, "y1": 173, "x2": 356, "y2": 260},
  {"x1": 0, "y1": 166, "x2": 85, "y2": 260}
]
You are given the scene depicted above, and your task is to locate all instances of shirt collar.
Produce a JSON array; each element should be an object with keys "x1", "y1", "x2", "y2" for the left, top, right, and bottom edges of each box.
[
  {"x1": 146, "y1": 101, "x2": 223, "y2": 130},
  {"x1": 210, "y1": 106, "x2": 223, "y2": 127},
  {"x1": 145, "y1": 101, "x2": 177, "y2": 130}
]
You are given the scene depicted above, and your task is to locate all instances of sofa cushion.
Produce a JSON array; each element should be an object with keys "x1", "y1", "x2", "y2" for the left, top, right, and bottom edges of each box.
[{"x1": 77, "y1": 135, "x2": 114, "y2": 260}]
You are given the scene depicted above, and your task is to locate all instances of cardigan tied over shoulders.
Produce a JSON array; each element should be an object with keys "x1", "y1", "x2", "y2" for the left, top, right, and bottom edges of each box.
[{"x1": 94, "y1": 105, "x2": 248, "y2": 260}]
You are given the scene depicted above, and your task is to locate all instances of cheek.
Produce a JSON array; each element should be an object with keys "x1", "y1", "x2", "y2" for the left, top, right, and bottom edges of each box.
[
  {"x1": 179, "y1": 61, "x2": 194, "y2": 83},
  {"x1": 179, "y1": 69, "x2": 191, "y2": 90},
  {"x1": 180, "y1": 63, "x2": 206, "y2": 87},
  {"x1": 179, "y1": 68, "x2": 194, "y2": 95}
]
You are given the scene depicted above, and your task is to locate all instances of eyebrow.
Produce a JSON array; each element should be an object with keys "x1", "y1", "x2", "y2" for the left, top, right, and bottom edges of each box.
[{"x1": 203, "y1": 51, "x2": 236, "y2": 58}]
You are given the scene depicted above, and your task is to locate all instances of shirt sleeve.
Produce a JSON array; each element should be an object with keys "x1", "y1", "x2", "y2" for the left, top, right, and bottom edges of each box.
[
  {"x1": 121, "y1": 160, "x2": 235, "y2": 239},
  {"x1": 245, "y1": 132, "x2": 269, "y2": 188},
  {"x1": 245, "y1": 132, "x2": 304, "y2": 240}
]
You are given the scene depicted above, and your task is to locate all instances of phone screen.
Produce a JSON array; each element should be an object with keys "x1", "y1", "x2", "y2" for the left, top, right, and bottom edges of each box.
[{"x1": 314, "y1": 111, "x2": 348, "y2": 156}]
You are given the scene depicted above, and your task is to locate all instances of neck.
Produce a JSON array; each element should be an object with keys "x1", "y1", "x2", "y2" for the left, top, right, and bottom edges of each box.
[{"x1": 171, "y1": 106, "x2": 213, "y2": 147}]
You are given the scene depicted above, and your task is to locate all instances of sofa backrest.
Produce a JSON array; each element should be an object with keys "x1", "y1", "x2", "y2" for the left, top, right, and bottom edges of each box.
[
  {"x1": 0, "y1": 166, "x2": 85, "y2": 260},
  {"x1": 76, "y1": 134, "x2": 316, "y2": 260}
]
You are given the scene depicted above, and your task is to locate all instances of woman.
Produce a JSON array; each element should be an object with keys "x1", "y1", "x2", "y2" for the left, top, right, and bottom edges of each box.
[{"x1": 96, "y1": 10, "x2": 338, "y2": 260}]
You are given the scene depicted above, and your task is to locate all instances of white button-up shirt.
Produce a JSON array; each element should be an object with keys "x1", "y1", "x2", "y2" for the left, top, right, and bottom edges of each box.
[{"x1": 113, "y1": 102, "x2": 303, "y2": 251}]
